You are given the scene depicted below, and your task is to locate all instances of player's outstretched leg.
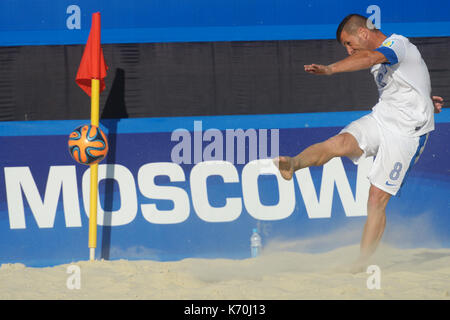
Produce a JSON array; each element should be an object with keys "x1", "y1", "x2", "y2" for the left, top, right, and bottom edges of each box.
[{"x1": 274, "y1": 133, "x2": 363, "y2": 180}]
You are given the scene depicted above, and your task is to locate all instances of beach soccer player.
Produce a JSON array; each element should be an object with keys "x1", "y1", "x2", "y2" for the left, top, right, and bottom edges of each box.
[{"x1": 275, "y1": 14, "x2": 444, "y2": 272}]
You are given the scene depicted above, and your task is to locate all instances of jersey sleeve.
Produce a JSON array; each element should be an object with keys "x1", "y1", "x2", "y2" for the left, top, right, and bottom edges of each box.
[{"x1": 375, "y1": 38, "x2": 406, "y2": 66}]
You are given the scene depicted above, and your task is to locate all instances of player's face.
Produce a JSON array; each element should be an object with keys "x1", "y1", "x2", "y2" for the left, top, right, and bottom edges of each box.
[{"x1": 340, "y1": 29, "x2": 369, "y2": 55}]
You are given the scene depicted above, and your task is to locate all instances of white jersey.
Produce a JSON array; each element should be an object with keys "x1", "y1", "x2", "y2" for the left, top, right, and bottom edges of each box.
[{"x1": 371, "y1": 33, "x2": 434, "y2": 137}]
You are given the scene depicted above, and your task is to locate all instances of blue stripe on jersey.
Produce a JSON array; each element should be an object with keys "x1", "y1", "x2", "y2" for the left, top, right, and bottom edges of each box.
[{"x1": 376, "y1": 46, "x2": 399, "y2": 66}]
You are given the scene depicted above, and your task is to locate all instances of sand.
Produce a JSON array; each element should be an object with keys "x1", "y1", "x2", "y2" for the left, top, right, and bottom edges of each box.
[{"x1": 0, "y1": 243, "x2": 449, "y2": 300}]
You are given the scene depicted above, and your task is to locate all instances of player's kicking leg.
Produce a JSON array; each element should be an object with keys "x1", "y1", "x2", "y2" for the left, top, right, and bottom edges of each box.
[
  {"x1": 274, "y1": 132, "x2": 363, "y2": 180},
  {"x1": 274, "y1": 126, "x2": 391, "y2": 273}
]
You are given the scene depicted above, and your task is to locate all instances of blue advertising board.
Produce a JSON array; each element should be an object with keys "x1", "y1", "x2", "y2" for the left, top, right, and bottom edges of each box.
[
  {"x1": 1, "y1": 0, "x2": 450, "y2": 46},
  {"x1": 1, "y1": 111, "x2": 449, "y2": 267}
]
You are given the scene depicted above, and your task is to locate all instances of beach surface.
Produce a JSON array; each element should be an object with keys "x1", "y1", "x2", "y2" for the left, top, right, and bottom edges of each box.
[{"x1": 1, "y1": 243, "x2": 449, "y2": 300}]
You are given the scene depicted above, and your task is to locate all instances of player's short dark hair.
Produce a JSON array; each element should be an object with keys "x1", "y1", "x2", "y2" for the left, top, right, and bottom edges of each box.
[{"x1": 336, "y1": 14, "x2": 371, "y2": 43}]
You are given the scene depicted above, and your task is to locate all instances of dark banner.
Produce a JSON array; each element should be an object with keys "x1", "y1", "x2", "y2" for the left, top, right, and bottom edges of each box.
[{"x1": 0, "y1": 37, "x2": 449, "y2": 121}]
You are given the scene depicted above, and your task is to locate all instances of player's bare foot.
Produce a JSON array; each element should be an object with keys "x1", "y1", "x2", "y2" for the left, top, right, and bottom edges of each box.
[
  {"x1": 349, "y1": 257, "x2": 368, "y2": 274},
  {"x1": 274, "y1": 156, "x2": 294, "y2": 180}
]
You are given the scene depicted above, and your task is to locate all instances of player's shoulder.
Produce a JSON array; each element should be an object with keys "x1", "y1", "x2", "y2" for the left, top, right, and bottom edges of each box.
[{"x1": 380, "y1": 33, "x2": 409, "y2": 49}]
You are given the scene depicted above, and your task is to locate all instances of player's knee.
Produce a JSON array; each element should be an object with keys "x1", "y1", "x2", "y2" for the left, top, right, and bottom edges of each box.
[
  {"x1": 325, "y1": 133, "x2": 357, "y2": 157},
  {"x1": 368, "y1": 186, "x2": 391, "y2": 212}
]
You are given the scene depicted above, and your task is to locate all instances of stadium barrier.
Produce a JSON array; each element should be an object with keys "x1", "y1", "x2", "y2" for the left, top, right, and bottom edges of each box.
[{"x1": 1, "y1": 111, "x2": 449, "y2": 266}]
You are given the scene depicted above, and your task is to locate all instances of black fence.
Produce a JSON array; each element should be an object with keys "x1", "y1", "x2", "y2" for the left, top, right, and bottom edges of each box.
[{"x1": 0, "y1": 37, "x2": 448, "y2": 121}]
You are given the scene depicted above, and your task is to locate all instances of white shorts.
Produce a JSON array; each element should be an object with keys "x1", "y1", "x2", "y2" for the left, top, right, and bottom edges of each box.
[{"x1": 340, "y1": 114, "x2": 429, "y2": 196}]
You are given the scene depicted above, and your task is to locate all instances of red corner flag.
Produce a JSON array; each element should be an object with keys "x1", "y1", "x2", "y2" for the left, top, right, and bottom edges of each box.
[{"x1": 76, "y1": 12, "x2": 108, "y2": 96}]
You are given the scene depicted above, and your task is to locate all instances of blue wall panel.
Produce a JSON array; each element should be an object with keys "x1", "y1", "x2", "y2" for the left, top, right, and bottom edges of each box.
[
  {"x1": 0, "y1": 111, "x2": 449, "y2": 267},
  {"x1": 1, "y1": 0, "x2": 450, "y2": 45}
]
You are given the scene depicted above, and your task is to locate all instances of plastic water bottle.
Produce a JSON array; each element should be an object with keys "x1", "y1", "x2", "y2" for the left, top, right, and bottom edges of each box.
[{"x1": 250, "y1": 228, "x2": 262, "y2": 258}]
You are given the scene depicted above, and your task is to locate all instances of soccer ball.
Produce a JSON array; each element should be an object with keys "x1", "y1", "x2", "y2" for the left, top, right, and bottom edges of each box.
[{"x1": 68, "y1": 124, "x2": 108, "y2": 165}]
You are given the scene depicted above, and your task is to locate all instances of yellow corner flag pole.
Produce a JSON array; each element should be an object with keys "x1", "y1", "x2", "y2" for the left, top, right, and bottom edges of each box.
[
  {"x1": 75, "y1": 12, "x2": 106, "y2": 261},
  {"x1": 89, "y1": 78, "x2": 100, "y2": 261}
]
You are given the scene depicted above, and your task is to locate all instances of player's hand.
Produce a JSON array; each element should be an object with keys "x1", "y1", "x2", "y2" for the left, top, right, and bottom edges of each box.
[
  {"x1": 432, "y1": 96, "x2": 444, "y2": 114},
  {"x1": 304, "y1": 64, "x2": 333, "y2": 75}
]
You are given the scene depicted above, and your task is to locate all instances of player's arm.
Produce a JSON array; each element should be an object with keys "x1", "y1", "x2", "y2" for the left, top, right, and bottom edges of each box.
[{"x1": 304, "y1": 50, "x2": 388, "y2": 75}]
